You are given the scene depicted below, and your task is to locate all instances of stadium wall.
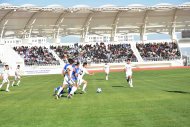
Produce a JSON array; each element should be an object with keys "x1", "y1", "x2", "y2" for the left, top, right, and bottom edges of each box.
[{"x1": 22, "y1": 60, "x2": 183, "y2": 76}]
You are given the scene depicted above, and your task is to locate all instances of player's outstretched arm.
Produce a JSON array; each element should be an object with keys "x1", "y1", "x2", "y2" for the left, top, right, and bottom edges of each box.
[
  {"x1": 85, "y1": 69, "x2": 94, "y2": 76},
  {"x1": 124, "y1": 67, "x2": 126, "y2": 72}
]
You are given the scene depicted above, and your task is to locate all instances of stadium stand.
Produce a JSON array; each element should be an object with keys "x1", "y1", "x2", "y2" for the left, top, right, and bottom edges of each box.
[
  {"x1": 7, "y1": 41, "x2": 181, "y2": 67},
  {"x1": 136, "y1": 42, "x2": 181, "y2": 61},
  {"x1": 50, "y1": 45, "x2": 78, "y2": 63},
  {"x1": 13, "y1": 46, "x2": 60, "y2": 66},
  {"x1": 50, "y1": 43, "x2": 137, "y2": 63}
]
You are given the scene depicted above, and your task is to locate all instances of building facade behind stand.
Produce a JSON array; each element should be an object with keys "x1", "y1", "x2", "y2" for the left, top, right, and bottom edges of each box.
[
  {"x1": 86, "y1": 34, "x2": 134, "y2": 43},
  {"x1": 1, "y1": 37, "x2": 47, "y2": 45}
]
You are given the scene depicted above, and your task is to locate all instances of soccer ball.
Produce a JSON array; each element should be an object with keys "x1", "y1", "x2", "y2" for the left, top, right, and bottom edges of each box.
[{"x1": 97, "y1": 88, "x2": 102, "y2": 93}]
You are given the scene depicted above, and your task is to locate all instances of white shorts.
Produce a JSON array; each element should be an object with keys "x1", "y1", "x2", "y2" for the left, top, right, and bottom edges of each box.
[
  {"x1": 2, "y1": 78, "x2": 10, "y2": 84},
  {"x1": 77, "y1": 78, "x2": 84, "y2": 86},
  {"x1": 15, "y1": 75, "x2": 21, "y2": 80},
  {"x1": 63, "y1": 77, "x2": 75, "y2": 86},
  {"x1": 126, "y1": 72, "x2": 132, "y2": 78},
  {"x1": 105, "y1": 71, "x2": 109, "y2": 74}
]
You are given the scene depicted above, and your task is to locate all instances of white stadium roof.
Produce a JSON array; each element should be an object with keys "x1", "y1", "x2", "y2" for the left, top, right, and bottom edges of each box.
[{"x1": 0, "y1": 3, "x2": 190, "y2": 39}]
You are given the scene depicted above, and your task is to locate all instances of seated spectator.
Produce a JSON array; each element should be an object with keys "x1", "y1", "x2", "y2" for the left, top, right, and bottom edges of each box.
[
  {"x1": 14, "y1": 46, "x2": 60, "y2": 66},
  {"x1": 50, "y1": 42, "x2": 137, "y2": 63},
  {"x1": 136, "y1": 42, "x2": 181, "y2": 61}
]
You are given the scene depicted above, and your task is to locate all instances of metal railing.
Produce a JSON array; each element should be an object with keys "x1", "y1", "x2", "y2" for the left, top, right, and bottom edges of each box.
[
  {"x1": 77, "y1": 57, "x2": 138, "y2": 64},
  {"x1": 142, "y1": 57, "x2": 181, "y2": 62}
]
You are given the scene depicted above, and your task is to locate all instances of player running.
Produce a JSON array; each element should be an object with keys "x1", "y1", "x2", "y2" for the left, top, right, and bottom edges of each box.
[
  {"x1": 12, "y1": 65, "x2": 21, "y2": 86},
  {"x1": 0, "y1": 65, "x2": 11, "y2": 92},
  {"x1": 104, "y1": 62, "x2": 110, "y2": 80},
  {"x1": 68, "y1": 62, "x2": 80, "y2": 96},
  {"x1": 124, "y1": 59, "x2": 133, "y2": 87},
  {"x1": 77, "y1": 62, "x2": 93, "y2": 93},
  {"x1": 54, "y1": 85, "x2": 64, "y2": 97},
  {"x1": 55, "y1": 59, "x2": 75, "y2": 99}
]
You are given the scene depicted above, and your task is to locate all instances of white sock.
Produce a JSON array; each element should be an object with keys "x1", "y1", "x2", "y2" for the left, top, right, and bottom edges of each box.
[
  {"x1": 0, "y1": 83, "x2": 3, "y2": 89},
  {"x1": 57, "y1": 87, "x2": 63, "y2": 95},
  {"x1": 16, "y1": 80, "x2": 20, "y2": 86},
  {"x1": 106, "y1": 75, "x2": 108, "y2": 80},
  {"x1": 70, "y1": 86, "x2": 77, "y2": 95},
  {"x1": 12, "y1": 81, "x2": 15, "y2": 86},
  {"x1": 129, "y1": 79, "x2": 133, "y2": 87},
  {"x1": 6, "y1": 83, "x2": 10, "y2": 91},
  {"x1": 82, "y1": 84, "x2": 87, "y2": 91},
  {"x1": 78, "y1": 80, "x2": 82, "y2": 86}
]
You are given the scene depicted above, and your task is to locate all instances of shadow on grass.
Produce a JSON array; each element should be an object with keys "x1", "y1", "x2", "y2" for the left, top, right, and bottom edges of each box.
[
  {"x1": 163, "y1": 90, "x2": 190, "y2": 94},
  {"x1": 74, "y1": 92, "x2": 84, "y2": 95},
  {"x1": 112, "y1": 86, "x2": 125, "y2": 88}
]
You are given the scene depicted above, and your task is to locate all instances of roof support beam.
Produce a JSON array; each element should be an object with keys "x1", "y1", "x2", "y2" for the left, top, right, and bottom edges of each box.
[
  {"x1": 28, "y1": 26, "x2": 34, "y2": 38},
  {"x1": 111, "y1": 11, "x2": 122, "y2": 42},
  {"x1": 0, "y1": 10, "x2": 13, "y2": 40},
  {"x1": 81, "y1": 12, "x2": 94, "y2": 42},
  {"x1": 140, "y1": 10, "x2": 149, "y2": 41},
  {"x1": 27, "y1": 18, "x2": 37, "y2": 38},
  {"x1": 169, "y1": 8, "x2": 178, "y2": 40},
  {"x1": 53, "y1": 12, "x2": 68, "y2": 39},
  {"x1": 54, "y1": 12, "x2": 67, "y2": 28},
  {"x1": 0, "y1": 20, "x2": 8, "y2": 44},
  {"x1": 23, "y1": 11, "x2": 39, "y2": 38},
  {"x1": 0, "y1": 10, "x2": 14, "y2": 26},
  {"x1": 23, "y1": 12, "x2": 39, "y2": 30}
]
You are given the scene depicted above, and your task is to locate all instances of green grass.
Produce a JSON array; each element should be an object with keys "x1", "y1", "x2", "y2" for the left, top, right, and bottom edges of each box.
[{"x1": 0, "y1": 68, "x2": 190, "y2": 127}]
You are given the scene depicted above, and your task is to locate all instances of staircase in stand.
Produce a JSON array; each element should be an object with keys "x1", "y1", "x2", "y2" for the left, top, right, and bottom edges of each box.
[{"x1": 130, "y1": 42, "x2": 144, "y2": 62}]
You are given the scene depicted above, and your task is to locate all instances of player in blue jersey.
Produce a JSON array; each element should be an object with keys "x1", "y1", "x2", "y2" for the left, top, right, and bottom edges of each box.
[
  {"x1": 55, "y1": 58, "x2": 75, "y2": 99},
  {"x1": 68, "y1": 62, "x2": 80, "y2": 97}
]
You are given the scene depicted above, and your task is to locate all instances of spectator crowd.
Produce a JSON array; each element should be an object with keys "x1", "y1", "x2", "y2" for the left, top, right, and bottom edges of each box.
[
  {"x1": 136, "y1": 42, "x2": 181, "y2": 61},
  {"x1": 12, "y1": 42, "x2": 181, "y2": 66},
  {"x1": 50, "y1": 43, "x2": 136, "y2": 63},
  {"x1": 14, "y1": 46, "x2": 60, "y2": 66}
]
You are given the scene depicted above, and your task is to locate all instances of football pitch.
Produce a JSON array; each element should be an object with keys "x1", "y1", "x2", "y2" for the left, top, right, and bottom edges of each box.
[{"x1": 0, "y1": 68, "x2": 190, "y2": 127}]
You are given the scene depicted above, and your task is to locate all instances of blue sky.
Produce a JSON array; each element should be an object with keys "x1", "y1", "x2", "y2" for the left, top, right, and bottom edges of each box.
[
  {"x1": 0, "y1": 0, "x2": 189, "y2": 42},
  {"x1": 0, "y1": 0, "x2": 189, "y2": 7}
]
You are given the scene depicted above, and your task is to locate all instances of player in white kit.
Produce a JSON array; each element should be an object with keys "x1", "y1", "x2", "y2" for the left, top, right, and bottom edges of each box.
[
  {"x1": 77, "y1": 62, "x2": 93, "y2": 93},
  {"x1": 12, "y1": 65, "x2": 21, "y2": 86},
  {"x1": 124, "y1": 59, "x2": 133, "y2": 87},
  {"x1": 0, "y1": 65, "x2": 10, "y2": 92},
  {"x1": 104, "y1": 62, "x2": 110, "y2": 80}
]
